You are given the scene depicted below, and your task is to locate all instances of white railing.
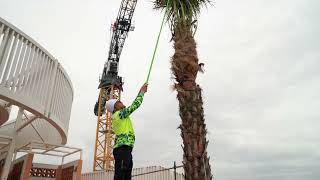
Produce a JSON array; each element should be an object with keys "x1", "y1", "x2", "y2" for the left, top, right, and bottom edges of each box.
[{"x1": 0, "y1": 17, "x2": 73, "y2": 144}]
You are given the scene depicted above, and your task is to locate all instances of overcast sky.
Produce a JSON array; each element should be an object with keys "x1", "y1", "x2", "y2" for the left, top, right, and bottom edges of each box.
[{"x1": 1, "y1": 0, "x2": 320, "y2": 179}]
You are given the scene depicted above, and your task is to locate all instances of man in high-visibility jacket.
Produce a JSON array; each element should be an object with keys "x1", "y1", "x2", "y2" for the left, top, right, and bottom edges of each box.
[{"x1": 105, "y1": 83, "x2": 148, "y2": 180}]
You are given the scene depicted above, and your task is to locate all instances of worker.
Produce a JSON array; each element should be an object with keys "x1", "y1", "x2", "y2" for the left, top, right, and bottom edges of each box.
[{"x1": 105, "y1": 83, "x2": 148, "y2": 180}]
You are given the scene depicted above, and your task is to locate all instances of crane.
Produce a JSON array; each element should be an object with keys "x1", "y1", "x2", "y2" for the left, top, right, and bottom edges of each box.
[{"x1": 93, "y1": 0, "x2": 138, "y2": 171}]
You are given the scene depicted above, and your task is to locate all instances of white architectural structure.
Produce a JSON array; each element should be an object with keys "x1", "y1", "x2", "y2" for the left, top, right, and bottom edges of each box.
[{"x1": 0, "y1": 17, "x2": 75, "y2": 179}]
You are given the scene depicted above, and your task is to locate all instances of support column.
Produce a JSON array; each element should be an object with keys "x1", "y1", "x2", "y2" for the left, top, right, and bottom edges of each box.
[
  {"x1": 56, "y1": 165, "x2": 62, "y2": 180},
  {"x1": 75, "y1": 160, "x2": 83, "y2": 180},
  {"x1": 0, "y1": 107, "x2": 23, "y2": 180},
  {"x1": 22, "y1": 154, "x2": 34, "y2": 180}
]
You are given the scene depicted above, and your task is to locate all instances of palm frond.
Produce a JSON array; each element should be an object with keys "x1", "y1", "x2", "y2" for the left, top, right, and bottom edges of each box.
[{"x1": 153, "y1": 0, "x2": 211, "y2": 34}]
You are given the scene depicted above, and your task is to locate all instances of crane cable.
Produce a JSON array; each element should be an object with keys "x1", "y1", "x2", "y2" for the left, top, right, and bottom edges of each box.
[{"x1": 146, "y1": 0, "x2": 170, "y2": 83}]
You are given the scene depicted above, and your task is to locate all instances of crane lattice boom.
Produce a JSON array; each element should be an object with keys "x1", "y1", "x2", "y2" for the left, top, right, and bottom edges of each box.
[{"x1": 93, "y1": 0, "x2": 138, "y2": 171}]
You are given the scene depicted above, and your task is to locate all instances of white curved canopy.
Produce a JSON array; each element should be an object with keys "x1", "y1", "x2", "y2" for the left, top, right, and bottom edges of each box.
[{"x1": 0, "y1": 115, "x2": 62, "y2": 150}]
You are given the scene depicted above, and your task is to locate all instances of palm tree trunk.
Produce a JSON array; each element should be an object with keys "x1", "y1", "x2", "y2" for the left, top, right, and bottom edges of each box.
[{"x1": 172, "y1": 25, "x2": 212, "y2": 180}]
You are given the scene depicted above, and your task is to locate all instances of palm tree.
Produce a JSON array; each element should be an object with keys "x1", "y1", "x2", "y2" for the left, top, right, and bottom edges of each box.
[{"x1": 153, "y1": 0, "x2": 212, "y2": 179}]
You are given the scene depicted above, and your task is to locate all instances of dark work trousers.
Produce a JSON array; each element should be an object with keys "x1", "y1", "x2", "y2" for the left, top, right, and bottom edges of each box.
[{"x1": 113, "y1": 145, "x2": 133, "y2": 180}]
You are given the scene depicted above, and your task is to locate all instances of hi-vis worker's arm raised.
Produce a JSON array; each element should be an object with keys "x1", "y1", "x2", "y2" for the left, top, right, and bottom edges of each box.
[{"x1": 119, "y1": 83, "x2": 148, "y2": 119}]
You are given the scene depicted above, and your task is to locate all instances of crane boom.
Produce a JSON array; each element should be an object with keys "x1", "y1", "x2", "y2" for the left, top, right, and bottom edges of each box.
[
  {"x1": 93, "y1": 0, "x2": 138, "y2": 171},
  {"x1": 99, "y1": 0, "x2": 137, "y2": 89}
]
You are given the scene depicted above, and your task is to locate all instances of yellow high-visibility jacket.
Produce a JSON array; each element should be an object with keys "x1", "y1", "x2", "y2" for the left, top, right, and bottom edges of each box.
[{"x1": 112, "y1": 93, "x2": 144, "y2": 149}]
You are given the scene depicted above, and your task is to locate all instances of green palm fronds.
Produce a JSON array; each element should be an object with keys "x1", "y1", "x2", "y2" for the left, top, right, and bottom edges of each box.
[{"x1": 154, "y1": 0, "x2": 211, "y2": 33}]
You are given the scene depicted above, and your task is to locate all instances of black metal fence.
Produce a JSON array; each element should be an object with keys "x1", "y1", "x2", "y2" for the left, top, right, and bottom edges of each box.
[{"x1": 132, "y1": 161, "x2": 184, "y2": 180}]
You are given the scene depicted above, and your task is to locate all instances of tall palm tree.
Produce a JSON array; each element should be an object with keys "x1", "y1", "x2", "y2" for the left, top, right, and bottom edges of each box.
[{"x1": 153, "y1": 0, "x2": 212, "y2": 179}]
